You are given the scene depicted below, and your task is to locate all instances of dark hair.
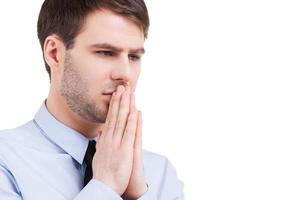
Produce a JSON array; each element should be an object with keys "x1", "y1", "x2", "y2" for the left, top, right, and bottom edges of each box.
[{"x1": 37, "y1": 0, "x2": 150, "y2": 79}]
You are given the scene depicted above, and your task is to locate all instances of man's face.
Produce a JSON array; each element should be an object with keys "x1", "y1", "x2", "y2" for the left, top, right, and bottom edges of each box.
[{"x1": 59, "y1": 10, "x2": 145, "y2": 123}]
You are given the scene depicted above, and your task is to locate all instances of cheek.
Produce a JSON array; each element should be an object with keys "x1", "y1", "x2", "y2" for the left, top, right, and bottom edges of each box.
[
  {"x1": 87, "y1": 73, "x2": 108, "y2": 93},
  {"x1": 75, "y1": 57, "x2": 110, "y2": 86}
]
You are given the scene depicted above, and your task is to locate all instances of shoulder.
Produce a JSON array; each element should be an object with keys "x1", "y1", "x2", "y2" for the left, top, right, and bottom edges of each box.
[
  {"x1": 0, "y1": 121, "x2": 39, "y2": 159},
  {"x1": 0, "y1": 120, "x2": 37, "y2": 143}
]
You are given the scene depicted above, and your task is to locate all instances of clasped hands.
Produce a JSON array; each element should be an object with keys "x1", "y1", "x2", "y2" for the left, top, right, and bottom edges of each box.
[{"x1": 92, "y1": 85, "x2": 147, "y2": 199}]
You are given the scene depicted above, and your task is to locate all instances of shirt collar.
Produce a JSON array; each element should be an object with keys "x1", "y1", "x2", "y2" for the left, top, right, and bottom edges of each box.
[{"x1": 34, "y1": 101, "x2": 91, "y2": 165}]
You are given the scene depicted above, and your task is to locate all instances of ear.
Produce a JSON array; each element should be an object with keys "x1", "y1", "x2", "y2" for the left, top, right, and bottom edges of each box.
[{"x1": 43, "y1": 35, "x2": 65, "y2": 76}]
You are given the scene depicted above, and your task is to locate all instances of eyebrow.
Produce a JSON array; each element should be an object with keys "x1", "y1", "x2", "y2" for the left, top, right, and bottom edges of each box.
[{"x1": 89, "y1": 43, "x2": 145, "y2": 54}]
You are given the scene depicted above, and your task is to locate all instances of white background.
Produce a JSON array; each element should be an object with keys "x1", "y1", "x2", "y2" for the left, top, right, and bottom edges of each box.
[{"x1": 0, "y1": 0, "x2": 301, "y2": 199}]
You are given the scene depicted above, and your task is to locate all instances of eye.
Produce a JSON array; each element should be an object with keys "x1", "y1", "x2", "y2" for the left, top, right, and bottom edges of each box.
[
  {"x1": 129, "y1": 54, "x2": 141, "y2": 61},
  {"x1": 96, "y1": 51, "x2": 115, "y2": 56}
]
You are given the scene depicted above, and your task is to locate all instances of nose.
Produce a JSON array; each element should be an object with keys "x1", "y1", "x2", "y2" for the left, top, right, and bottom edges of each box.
[{"x1": 111, "y1": 54, "x2": 131, "y2": 83}]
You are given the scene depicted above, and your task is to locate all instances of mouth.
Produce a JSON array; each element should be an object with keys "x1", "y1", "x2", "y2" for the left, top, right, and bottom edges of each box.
[
  {"x1": 102, "y1": 91, "x2": 114, "y2": 99},
  {"x1": 102, "y1": 92, "x2": 113, "y2": 96},
  {"x1": 102, "y1": 91, "x2": 115, "y2": 96}
]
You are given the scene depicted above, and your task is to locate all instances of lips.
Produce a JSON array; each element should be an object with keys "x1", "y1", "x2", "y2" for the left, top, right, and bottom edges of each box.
[
  {"x1": 102, "y1": 93, "x2": 113, "y2": 101},
  {"x1": 102, "y1": 92, "x2": 113, "y2": 95},
  {"x1": 102, "y1": 90, "x2": 116, "y2": 96}
]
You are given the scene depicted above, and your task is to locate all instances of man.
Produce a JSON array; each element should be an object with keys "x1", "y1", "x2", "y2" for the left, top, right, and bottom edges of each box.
[{"x1": 0, "y1": 0, "x2": 184, "y2": 199}]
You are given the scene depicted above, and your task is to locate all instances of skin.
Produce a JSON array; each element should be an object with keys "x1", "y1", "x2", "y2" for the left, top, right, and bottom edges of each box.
[{"x1": 43, "y1": 9, "x2": 147, "y2": 199}]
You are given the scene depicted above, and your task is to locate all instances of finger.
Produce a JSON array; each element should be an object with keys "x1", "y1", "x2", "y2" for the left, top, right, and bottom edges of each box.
[
  {"x1": 133, "y1": 111, "x2": 145, "y2": 175},
  {"x1": 102, "y1": 85, "x2": 125, "y2": 139},
  {"x1": 134, "y1": 111, "x2": 143, "y2": 151},
  {"x1": 121, "y1": 110, "x2": 138, "y2": 148},
  {"x1": 130, "y1": 92, "x2": 136, "y2": 113},
  {"x1": 113, "y1": 87, "x2": 130, "y2": 144}
]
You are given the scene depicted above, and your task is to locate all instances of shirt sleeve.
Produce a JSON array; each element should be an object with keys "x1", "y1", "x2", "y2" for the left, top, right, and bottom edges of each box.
[
  {"x1": 0, "y1": 164, "x2": 22, "y2": 200},
  {"x1": 137, "y1": 158, "x2": 185, "y2": 200},
  {"x1": 135, "y1": 184, "x2": 157, "y2": 200},
  {"x1": 73, "y1": 179, "x2": 123, "y2": 200}
]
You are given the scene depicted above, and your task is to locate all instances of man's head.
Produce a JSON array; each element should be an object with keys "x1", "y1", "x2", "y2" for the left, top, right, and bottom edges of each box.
[{"x1": 37, "y1": 0, "x2": 149, "y2": 124}]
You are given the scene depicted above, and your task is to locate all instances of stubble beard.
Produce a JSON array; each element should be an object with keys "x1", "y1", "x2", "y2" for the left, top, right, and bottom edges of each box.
[{"x1": 60, "y1": 52, "x2": 107, "y2": 123}]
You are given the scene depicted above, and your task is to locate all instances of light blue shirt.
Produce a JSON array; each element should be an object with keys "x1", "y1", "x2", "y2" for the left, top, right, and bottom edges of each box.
[{"x1": 0, "y1": 102, "x2": 184, "y2": 199}]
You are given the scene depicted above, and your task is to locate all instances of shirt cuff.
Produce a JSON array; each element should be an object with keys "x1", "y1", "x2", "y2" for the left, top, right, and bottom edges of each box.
[
  {"x1": 137, "y1": 184, "x2": 157, "y2": 200},
  {"x1": 74, "y1": 179, "x2": 122, "y2": 200}
]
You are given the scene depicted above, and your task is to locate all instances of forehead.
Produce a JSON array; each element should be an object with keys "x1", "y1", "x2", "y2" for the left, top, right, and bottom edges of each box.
[{"x1": 74, "y1": 9, "x2": 145, "y2": 49}]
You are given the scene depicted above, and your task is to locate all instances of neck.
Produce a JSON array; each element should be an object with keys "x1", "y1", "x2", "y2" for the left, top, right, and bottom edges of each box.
[{"x1": 46, "y1": 89, "x2": 104, "y2": 139}]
